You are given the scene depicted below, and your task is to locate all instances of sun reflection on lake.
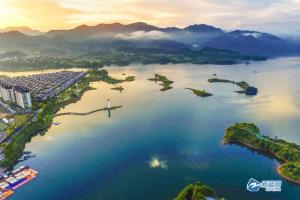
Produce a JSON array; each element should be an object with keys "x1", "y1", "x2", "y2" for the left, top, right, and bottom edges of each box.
[{"x1": 149, "y1": 157, "x2": 168, "y2": 169}]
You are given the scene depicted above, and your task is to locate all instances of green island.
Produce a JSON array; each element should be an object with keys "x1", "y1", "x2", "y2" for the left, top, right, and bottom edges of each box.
[
  {"x1": 111, "y1": 86, "x2": 124, "y2": 92},
  {"x1": 208, "y1": 78, "x2": 258, "y2": 95},
  {"x1": 186, "y1": 88, "x2": 213, "y2": 97},
  {"x1": 0, "y1": 69, "x2": 127, "y2": 169},
  {"x1": 223, "y1": 123, "x2": 300, "y2": 184},
  {"x1": 148, "y1": 74, "x2": 174, "y2": 91},
  {"x1": 87, "y1": 69, "x2": 135, "y2": 84},
  {"x1": 124, "y1": 76, "x2": 135, "y2": 82},
  {"x1": 174, "y1": 182, "x2": 225, "y2": 200}
]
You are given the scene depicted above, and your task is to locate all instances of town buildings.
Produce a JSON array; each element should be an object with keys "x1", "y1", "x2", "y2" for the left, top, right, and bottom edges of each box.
[
  {"x1": 0, "y1": 82, "x2": 31, "y2": 109},
  {"x1": 14, "y1": 86, "x2": 32, "y2": 108},
  {"x1": 0, "y1": 71, "x2": 86, "y2": 109}
]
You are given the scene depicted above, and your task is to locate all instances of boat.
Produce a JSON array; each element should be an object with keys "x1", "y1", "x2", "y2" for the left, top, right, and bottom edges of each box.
[
  {"x1": 52, "y1": 122, "x2": 62, "y2": 125},
  {"x1": 0, "y1": 166, "x2": 38, "y2": 199},
  {"x1": 0, "y1": 189, "x2": 14, "y2": 200}
]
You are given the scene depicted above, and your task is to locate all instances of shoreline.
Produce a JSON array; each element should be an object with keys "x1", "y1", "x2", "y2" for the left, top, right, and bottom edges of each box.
[
  {"x1": 0, "y1": 84, "x2": 94, "y2": 170},
  {"x1": 276, "y1": 166, "x2": 300, "y2": 184},
  {"x1": 222, "y1": 139, "x2": 288, "y2": 163},
  {"x1": 223, "y1": 138, "x2": 300, "y2": 184},
  {"x1": 0, "y1": 69, "x2": 128, "y2": 169}
]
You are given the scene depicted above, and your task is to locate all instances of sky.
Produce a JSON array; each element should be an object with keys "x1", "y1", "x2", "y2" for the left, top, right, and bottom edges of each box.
[{"x1": 0, "y1": 0, "x2": 300, "y2": 35}]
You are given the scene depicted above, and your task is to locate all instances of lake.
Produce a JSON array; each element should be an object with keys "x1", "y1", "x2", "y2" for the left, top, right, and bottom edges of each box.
[{"x1": 7, "y1": 57, "x2": 300, "y2": 200}]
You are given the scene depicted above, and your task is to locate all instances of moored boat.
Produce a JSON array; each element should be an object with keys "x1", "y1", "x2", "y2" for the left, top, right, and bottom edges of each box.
[{"x1": 0, "y1": 166, "x2": 38, "y2": 199}]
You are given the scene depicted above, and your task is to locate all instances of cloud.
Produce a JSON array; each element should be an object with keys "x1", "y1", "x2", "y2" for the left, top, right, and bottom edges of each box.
[
  {"x1": 1, "y1": 0, "x2": 82, "y2": 30},
  {"x1": 2, "y1": 0, "x2": 300, "y2": 35},
  {"x1": 58, "y1": 0, "x2": 300, "y2": 35},
  {"x1": 115, "y1": 30, "x2": 170, "y2": 40}
]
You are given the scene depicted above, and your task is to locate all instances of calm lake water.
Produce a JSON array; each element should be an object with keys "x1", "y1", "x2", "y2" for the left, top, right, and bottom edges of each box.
[{"x1": 6, "y1": 57, "x2": 300, "y2": 200}]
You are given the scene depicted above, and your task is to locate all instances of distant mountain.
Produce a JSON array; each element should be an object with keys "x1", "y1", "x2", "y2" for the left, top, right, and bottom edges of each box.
[
  {"x1": 0, "y1": 26, "x2": 44, "y2": 36},
  {"x1": 133, "y1": 39, "x2": 191, "y2": 50},
  {"x1": 46, "y1": 22, "x2": 224, "y2": 40},
  {"x1": 0, "y1": 22, "x2": 300, "y2": 56},
  {"x1": 230, "y1": 30, "x2": 283, "y2": 42},
  {"x1": 204, "y1": 30, "x2": 300, "y2": 56},
  {"x1": 0, "y1": 31, "x2": 50, "y2": 52},
  {"x1": 184, "y1": 24, "x2": 224, "y2": 34},
  {"x1": 0, "y1": 50, "x2": 28, "y2": 59},
  {"x1": 46, "y1": 22, "x2": 161, "y2": 40}
]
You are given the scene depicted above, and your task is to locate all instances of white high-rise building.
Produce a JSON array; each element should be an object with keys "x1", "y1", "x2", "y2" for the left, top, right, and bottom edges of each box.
[
  {"x1": 14, "y1": 86, "x2": 32, "y2": 108},
  {"x1": 0, "y1": 83, "x2": 13, "y2": 102},
  {"x1": 8, "y1": 88, "x2": 16, "y2": 103}
]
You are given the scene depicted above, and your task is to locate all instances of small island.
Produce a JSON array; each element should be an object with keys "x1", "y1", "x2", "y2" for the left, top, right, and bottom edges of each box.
[
  {"x1": 223, "y1": 123, "x2": 300, "y2": 184},
  {"x1": 174, "y1": 182, "x2": 224, "y2": 200},
  {"x1": 111, "y1": 86, "x2": 124, "y2": 92},
  {"x1": 87, "y1": 69, "x2": 135, "y2": 84},
  {"x1": 186, "y1": 88, "x2": 213, "y2": 97},
  {"x1": 148, "y1": 74, "x2": 174, "y2": 91},
  {"x1": 124, "y1": 76, "x2": 135, "y2": 82},
  {"x1": 208, "y1": 78, "x2": 258, "y2": 95}
]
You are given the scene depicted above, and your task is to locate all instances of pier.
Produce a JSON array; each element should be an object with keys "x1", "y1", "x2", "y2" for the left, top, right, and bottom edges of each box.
[{"x1": 53, "y1": 106, "x2": 122, "y2": 117}]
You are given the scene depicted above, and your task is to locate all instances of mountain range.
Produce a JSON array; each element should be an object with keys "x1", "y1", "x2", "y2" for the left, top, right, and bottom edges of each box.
[
  {"x1": 0, "y1": 26, "x2": 44, "y2": 36},
  {"x1": 1, "y1": 22, "x2": 300, "y2": 57}
]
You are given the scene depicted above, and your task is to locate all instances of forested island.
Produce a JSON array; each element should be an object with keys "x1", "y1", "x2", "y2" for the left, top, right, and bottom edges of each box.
[
  {"x1": 174, "y1": 182, "x2": 225, "y2": 200},
  {"x1": 223, "y1": 123, "x2": 300, "y2": 184},
  {"x1": 186, "y1": 88, "x2": 213, "y2": 97},
  {"x1": 0, "y1": 69, "x2": 131, "y2": 169},
  {"x1": 148, "y1": 74, "x2": 174, "y2": 91},
  {"x1": 208, "y1": 78, "x2": 258, "y2": 95}
]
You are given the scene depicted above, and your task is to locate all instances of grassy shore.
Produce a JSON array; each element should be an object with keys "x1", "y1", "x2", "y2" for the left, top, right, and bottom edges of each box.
[
  {"x1": 0, "y1": 69, "x2": 125, "y2": 169},
  {"x1": 148, "y1": 74, "x2": 174, "y2": 91},
  {"x1": 208, "y1": 78, "x2": 258, "y2": 95},
  {"x1": 174, "y1": 182, "x2": 224, "y2": 200},
  {"x1": 186, "y1": 88, "x2": 213, "y2": 97},
  {"x1": 223, "y1": 123, "x2": 300, "y2": 184}
]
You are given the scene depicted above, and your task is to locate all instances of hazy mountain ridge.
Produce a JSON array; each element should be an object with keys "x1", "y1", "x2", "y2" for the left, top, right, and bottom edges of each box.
[
  {"x1": 0, "y1": 50, "x2": 28, "y2": 59},
  {"x1": 0, "y1": 22, "x2": 299, "y2": 56},
  {"x1": 0, "y1": 26, "x2": 44, "y2": 36}
]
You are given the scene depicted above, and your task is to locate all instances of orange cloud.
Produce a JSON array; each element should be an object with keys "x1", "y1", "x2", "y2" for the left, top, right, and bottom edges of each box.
[
  {"x1": 2, "y1": 0, "x2": 82, "y2": 31},
  {"x1": 1, "y1": 0, "x2": 300, "y2": 35}
]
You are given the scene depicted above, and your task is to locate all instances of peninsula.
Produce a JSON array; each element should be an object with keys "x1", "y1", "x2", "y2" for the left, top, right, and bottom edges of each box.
[
  {"x1": 174, "y1": 182, "x2": 224, "y2": 200},
  {"x1": 208, "y1": 78, "x2": 258, "y2": 95},
  {"x1": 148, "y1": 74, "x2": 174, "y2": 91},
  {"x1": 223, "y1": 123, "x2": 300, "y2": 184},
  {"x1": 186, "y1": 88, "x2": 213, "y2": 97},
  {"x1": 0, "y1": 69, "x2": 129, "y2": 169}
]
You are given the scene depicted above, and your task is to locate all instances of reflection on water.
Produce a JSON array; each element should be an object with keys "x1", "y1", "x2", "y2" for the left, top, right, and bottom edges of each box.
[
  {"x1": 149, "y1": 156, "x2": 168, "y2": 169},
  {"x1": 5, "y1": 57, "x2": 300, "y2": 200},
  {"x1": 294, "y1": 90, "x2": 300, "y2": 109}
]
